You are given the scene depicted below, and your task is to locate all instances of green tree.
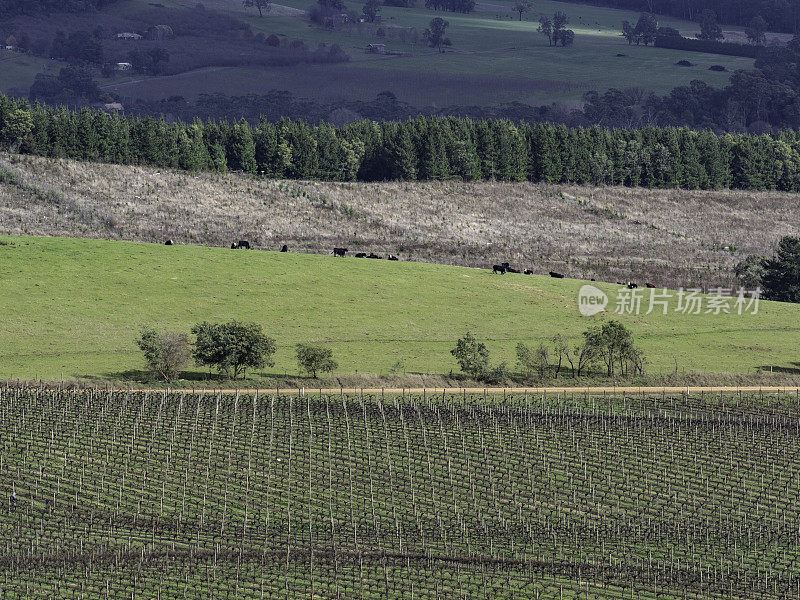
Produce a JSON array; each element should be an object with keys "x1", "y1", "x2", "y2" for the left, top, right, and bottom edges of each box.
[
  {"x1": 698, "y1": 9, "x2": 723, "y2": 41},
  {"x1": 634, "y1": 13, "x2": 658, "y2": 46},
  {"x1": 538, "y1": 15, "x2": 553, "y2": 46},
  {"x1": 242, "y1": 0, "x2": 271, "y2": 16},
  {"x1": 296, "y1": 344, "x2": 338, "y2": 377},
  {"x1": 1, "y1": 108, "x2": 33, "y2": 148},
  {"x1": 423, "y1": 17, "x2": 450, "y2": 52},
  {"x1": 516, "y1": 342, "x2": 549, "y2": 380},
  {"x1": 136, "y1": 327, "x2": 191, "y2": 381},
  {"x1": 589, "y1": 320, "x2": 638, "y2": 377},
  {"x1": 761, "y1": 236, "x2": 800, "y2": 302},
  {"x1": 734, "y1": 254, "x2": 766, "y2": 290},
  {"x1": 226, "y1": 119, "x2": 257, "y2": 173},
  {"x1": 451, "y1": 331, "x2": 489, "y2": 379},
  {"x1": 191, "y1": 321, "x2": 276, "y2": 380},
  {"x1": 362, "y1": 0, "x2": 381, "y2": 22},
  {"x1": 513, "y1": 0, "x2": 531, "y2": 21},
  {"x1": 621, "y1": 20, "x2": 636, "y2": 44},
  {"x1": 745, "y1": 15, "x2": 767, "y2": 45}
]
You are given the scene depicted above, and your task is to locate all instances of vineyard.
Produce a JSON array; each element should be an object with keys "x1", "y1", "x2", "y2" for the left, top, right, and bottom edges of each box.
[{"x1": 2, "y1": 387, "x2": 799, "y2": 598}]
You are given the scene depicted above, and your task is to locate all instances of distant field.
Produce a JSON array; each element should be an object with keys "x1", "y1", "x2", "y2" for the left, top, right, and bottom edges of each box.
[
  {"x1": 0, "y1": 53, "x2": 65, "y2": 96},
  {"x1": 0, "y1": 235, "x2": 798, "y2": 383},
  {"x1": 94, "y1": 0, "x2": 755, "y2": 106}
]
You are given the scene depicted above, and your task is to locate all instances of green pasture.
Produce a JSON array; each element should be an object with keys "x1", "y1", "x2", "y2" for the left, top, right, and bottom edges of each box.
[
  {"x1": 0, "y1": 53, "x2": 65, "y2": 95},
  {"x1": 0, "y1": 236, "x2": 797, "y2": 381}
]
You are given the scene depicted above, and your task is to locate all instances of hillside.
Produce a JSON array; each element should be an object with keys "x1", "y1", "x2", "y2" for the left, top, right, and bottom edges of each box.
[
  {"x1": 0, "y1": 0, "x2": 757, "y2": 110},
  {"x1": 0, "y1": 234, "x2": 798, "y2": 383},
  {"x1": 1, "y1": 153, "x2": 798, "y2": 289}
]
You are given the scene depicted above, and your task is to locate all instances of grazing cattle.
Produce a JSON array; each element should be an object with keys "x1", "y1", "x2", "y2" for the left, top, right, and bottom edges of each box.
[
  {"x1": 388, "y1": 255, "x2": 399, "y2": 261},
  {"x1": 280, "y1": 245, "x2": 288, "y2": 252},
  {"x1": 646, "y1": 283, "x2": 656, "y2": 288},
  {"x1": 549, "y1": 272, "x2": 564, "y2": 278},
  {"x1": 501, "y1": 262, "x2": 510, "y2": 268},
  {"x1": 231, "y1": 240, "x2": 251, "y2": 250},
  {"x1": 506, "y1": 267, "x2": 520, "y2": 274},
  {"x1": 493, "y1": 265, "x2": 507, "y2": 274},
  {"x1": 355, "y1": 253, "x2": 367, "y2": 258},
  {"x1": 333, "y1": 247, "x2": 348, "y2": 257},
  {"x1": 367, "y1": 253, "x2": 382, "y2": 259},
  {"x1": 627, "y1": 282, "x2": 638, "y2": 289},
  {"x1": 164, "y1": 239, "x2": 174, "y2": 246},
  {"x1": 523, "y1": 269, "x2": 533, "y2": 275}
]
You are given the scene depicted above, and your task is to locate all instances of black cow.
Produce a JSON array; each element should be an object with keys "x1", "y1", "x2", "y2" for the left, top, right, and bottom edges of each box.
[
  {"x1": 333, "y1": 247, "x2": 348, "y2": 257},
  {"x1": 523, "y1": 269, "x2": 533, "y2": 275},
  {"x1": 280, "y1": 245, "x2": 288, "y2": 252},
  {"x1": 646, "y1": 283, "x2": 656, "y2": 288},
  {"x1": 355, "y1": 253, "x2": 367, "y2": 258},
  {"x1": 549, "y1": 272, "x2": 564, "y2": 278},
  {"x1": 388, "y1": 255, "x2": 399, "y2": 261},
  {"x1": 493, "y1": 265, "x2": 507, "y2": 274},
  {"x1": 164, "y1": 239, "x2": 174, "y2": 246},
  {"x1": 501, "y1": 262, "x2": 510, "y2": 268},
  {"x1": 506, "y1": 267, "x2": 520, "y2": 274},
  {"x1": 367, "y1": 253, "x2": 382, "y2": 259},
  {"x1": 627, "y1": 282, "x2": 638, "y2": 289},
  {"x1": 232, "y1": 240, "x2": 250, "y2": 250}
]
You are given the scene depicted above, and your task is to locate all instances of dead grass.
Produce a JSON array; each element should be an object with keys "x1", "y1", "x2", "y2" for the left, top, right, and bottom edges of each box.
[{"x1": 1, "y1": 152, "x2": 797, "y2": 289}]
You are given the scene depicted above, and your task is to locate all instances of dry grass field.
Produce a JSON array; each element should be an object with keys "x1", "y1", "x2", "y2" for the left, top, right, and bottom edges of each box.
[{"x1": 1, "y1": 152, "x2": 797, "y2": 289}]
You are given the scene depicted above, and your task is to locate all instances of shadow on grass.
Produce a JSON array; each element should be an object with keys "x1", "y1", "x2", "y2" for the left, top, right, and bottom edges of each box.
[{"x1": 757, "y1": 362, "x2": 800, "y2": 375}]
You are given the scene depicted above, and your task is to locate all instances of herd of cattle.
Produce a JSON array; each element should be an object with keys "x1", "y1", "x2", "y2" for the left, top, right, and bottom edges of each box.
[{"x1": 165, "y1": 239, "x2": 649, "y2": 286}]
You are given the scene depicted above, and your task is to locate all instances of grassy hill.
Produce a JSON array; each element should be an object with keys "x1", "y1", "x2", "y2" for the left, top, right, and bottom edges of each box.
[
  {"x1": 0, "y1": 0, "x2": 758, "y2": 107},
  {"x1": 1, "y1": 234, "x2": 799, "y2": 383},
  {"x1": 2, "y1": 153, "x2": 799, "y2": 290}
]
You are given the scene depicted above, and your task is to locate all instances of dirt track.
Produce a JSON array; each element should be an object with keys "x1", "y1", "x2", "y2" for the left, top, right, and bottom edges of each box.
[{"x1": 80, "y1": 386, "x2": 800, "y2": 395}]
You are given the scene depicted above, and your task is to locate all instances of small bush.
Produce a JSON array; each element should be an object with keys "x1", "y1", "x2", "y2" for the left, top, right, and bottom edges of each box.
[
  {"x1": 136, "y1": 327, "x2": 191, "y2": 381},
  {"x1": 266, "y1": 33, "x2": 281, "y2": 47},
  {"x1": 451, "y1": 332, "x2": 489, "y2": 379},
  {"x1": 296, "y1": 344, "x2": 338, "y2": 377}
]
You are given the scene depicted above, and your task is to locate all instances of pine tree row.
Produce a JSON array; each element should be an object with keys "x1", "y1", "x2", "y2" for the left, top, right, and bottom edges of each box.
[{"x1": 2, "y1": 94, "x2": 800, "y2": 190}]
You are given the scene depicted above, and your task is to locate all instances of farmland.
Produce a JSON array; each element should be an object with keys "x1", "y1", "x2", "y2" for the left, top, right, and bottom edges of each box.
[
  {"x1": 1, "y1": 387, "x2": 799, "y2": 598},
  {"x1": 0, "y1": 0, "x2": 758, "y2": 108}
]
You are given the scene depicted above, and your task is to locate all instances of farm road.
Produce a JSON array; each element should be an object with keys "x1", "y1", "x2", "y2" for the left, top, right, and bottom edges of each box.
[{"x1": 89, "y1": 386, "x2": 800, "y2": 395}]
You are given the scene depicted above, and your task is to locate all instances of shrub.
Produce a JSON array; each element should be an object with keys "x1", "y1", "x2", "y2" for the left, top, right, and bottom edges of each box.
[
  {"x1": 734, "y1": 254, "x2": 766, "y2": 289},
  {"x1": 655, "y1": 35, "x2": 760, "y2": 58},
  {"x1": 191, "y1": 321, "x2": 276, "y2": 379},
  {"x1": 451, "y1": 331, "x2": 489, "y2": 379},
  {"x1": 136, "y1": 327, "x2": 191, "y2": 381},
  {"x1": 266, "y1": 33, "x2": 281, "y2": 46},
  {"x1": 290, "y1": 39, "x2": 306, "y2": 50},
  {"x1": 296, "y1": 344, "x2": 338, "y2": 377}
]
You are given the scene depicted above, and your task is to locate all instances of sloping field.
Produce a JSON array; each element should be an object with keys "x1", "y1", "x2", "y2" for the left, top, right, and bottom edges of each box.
[
  {"x1": 0, "y1": 235, "x2": 798, "y2": 382},
  {"x1": 2, "y1": 153, "x2": 799, "y2": 289}
]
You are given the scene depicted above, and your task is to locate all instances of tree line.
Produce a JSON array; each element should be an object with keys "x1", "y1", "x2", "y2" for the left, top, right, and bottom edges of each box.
[
  {"x1": 137, "y1": 322, "x2": 338, "y2": 381},
  {"x1": 559, "y1": 0, "x2": 800, "y2": 34},
  {"x1": 5, "y1": 93, "x2": 800, "y2": 190},
  {"x1": 0, "y1": 0, "x2": 127, "y2": 17},
  {"x1": 451, "y1": 321, "x2": 644, "y2": 384}
]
